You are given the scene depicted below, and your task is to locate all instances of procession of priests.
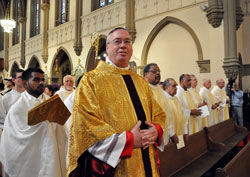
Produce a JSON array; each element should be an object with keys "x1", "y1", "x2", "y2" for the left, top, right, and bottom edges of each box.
[{"x1": 0, "y1": 27, "x2": 237, "y2": 177}]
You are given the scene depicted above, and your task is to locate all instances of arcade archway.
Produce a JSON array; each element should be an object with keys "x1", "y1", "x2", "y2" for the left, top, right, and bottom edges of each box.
[
  {"x1": 85, "y1": 35, "x2": 107, "y2": 72},
  {"x1": 51, "y1": 48, "x2": 72, "y2": 85},
  {"x1": 28, "y1": 56, "x2": 40, "y2": 69},
  {"x1": 10, "y1": 62, "x2": 19, "y2": 77}
]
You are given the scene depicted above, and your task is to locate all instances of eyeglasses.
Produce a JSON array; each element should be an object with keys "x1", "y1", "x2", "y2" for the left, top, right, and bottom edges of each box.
[
  {"x1": 107, "y1": 38, "x2": 132, "y2": 46},
  {"x1": 149, "y1": 70, "x2": 161, "y2": 74}
]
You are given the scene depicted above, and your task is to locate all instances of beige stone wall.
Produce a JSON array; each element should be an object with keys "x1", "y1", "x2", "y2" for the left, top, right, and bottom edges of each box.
[{"x1": 134, "y1": 3, "x2": 226, "y2": 89}]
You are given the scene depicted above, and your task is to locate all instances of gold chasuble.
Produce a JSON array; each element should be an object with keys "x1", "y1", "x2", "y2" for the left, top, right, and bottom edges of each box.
[
  {"x1": 207, "y1": 91, "x2": 219, "y2": 124},
  {"x1": 189, "y1": 88, "x2": 208, "y2": 128},
  {"x1": 166, "y1": 96, "x2": 186, "y2": 136},
  {"x1": 211, "y1": 86, "x2": 229, "y2": 122},
  {"x1": 67, "y1": 61, "x2": 166, "y2": 177},
  {"x1": 183, "y1": 91, "x2": 199, "y2": 134},
  {"x1": 199, "y1": 87, "x2": 219, "y2": 126}
]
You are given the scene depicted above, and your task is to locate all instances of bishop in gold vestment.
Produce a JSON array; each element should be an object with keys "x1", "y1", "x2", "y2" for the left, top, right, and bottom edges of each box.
[{"x1": 67, "y1": 28, "x2": 166, "y2": 177}]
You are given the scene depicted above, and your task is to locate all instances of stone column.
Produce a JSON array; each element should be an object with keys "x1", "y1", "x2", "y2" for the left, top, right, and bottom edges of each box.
[
  {"x1": 73, "y1": 0, "x2": 83, "y2": 56},
  {"x1": 19, "y1": 17, "x2": 26, "y2": 68},
  {"x1": 41, "y1": 1, "x2": 50, "y2": 63},
  {"x1": 125, "y1": 0, "x2": 136, "y2": 43},
  {"x1": 4, "y1": 33, "x2": 9, "y2": 71},
  {"x1": 222, "y1": 0, "x2": 239, "y2": 81}
]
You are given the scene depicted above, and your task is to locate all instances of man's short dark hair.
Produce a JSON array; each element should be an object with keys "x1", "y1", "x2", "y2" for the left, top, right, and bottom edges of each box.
[
  {"x1": 22, "y1": 68, "x2": 44, "y2": 81},
  {"x1": 179, "y1": 74, "x2": 186, "y2": 84},
  {"x1": 143, "y1": 63, "x2": 157, "y2": 77},
  {"x1": 12, "y1": 69, "x2": 24, "y2": 78},
  {"x1": 163, "y1": 78, "x2": 175, "y2": 90},
  {"x1": 106, "y1": 27, "x2": 129, "y2": 44}
]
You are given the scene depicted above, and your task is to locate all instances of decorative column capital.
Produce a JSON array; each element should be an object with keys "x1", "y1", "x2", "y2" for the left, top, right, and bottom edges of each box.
[
  {"x1": 223, "y1": 57, "x2": 240, "y2": 80},
  {"x1": 42, "y1": 54, "x2": 49, "y2": 63},
  {"x1": 127, "y1": 28, "x2": 137, "y2": 44},
  {"x1": 196, "y1": 60, "x2": 211, "y2": 73},
  {"x1": 19, "y1": 17, "x2": 26, "y2": 23},
  {"x1": 41, "y1": 2, "x2": 50, "y2": 11},
  {"x1": 206, "y1": 1, "x2": 224, "y2": 28},
  {"x1": 73, "y1": 44, "x2": 83, "y2": 56}
]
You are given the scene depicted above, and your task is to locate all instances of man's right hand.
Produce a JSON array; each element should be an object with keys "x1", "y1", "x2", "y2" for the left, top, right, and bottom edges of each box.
[
  {"x1": 171, "y1": 134, "x2": 179, "y2": 144},
  {"x1": 131, "y1": 121, "x2": 143, "y2": 149},
  {"x1": 191, "y1": 109, "x2": 202, "y2": 116}
]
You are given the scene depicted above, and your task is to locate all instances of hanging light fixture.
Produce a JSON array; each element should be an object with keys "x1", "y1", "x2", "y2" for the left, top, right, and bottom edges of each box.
[{"x1": 0, "y1": 3, "x2": 16, "y2": 33}]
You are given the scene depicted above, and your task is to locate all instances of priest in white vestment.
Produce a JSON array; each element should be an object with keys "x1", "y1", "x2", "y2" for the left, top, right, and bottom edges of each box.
[
  {"x1": 0, "y1": 68, "x2": 67, "y2": 177},
  {"x1": 143, "y1": 63, "x2": 170, "y2": 144},
  {"x1": 0, "y1": 69, "x2": 25, "y2": 130},
  {"x1": 199, "y1": 79, "x2": 219, "y2": 126},
  {"x1": 163, "y1": 78, "x2": 188, "y2": 143},
  {"x1": 55, "y1": 75, "x2": 74, "y2": 101},
  {"x1": 211, "y1": 78, "x2": 230, "y2": 122},
  {"x1": 176, "y1": 74, "x2": 202, "y2": 134},
  {"x1": 189, "y1": 75, "x2": 207, "y2": 129}
]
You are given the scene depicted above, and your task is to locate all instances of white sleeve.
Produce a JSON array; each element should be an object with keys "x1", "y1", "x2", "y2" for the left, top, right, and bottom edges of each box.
[
  {"x1": 0, "y1": 96, "x2": 8, "y2": 128},
  {"x1": 88, "y1": 131, "x2": 126, "y2": 168},
  {"x1": 184, "y1": 119, "x2": 189, "y2": 134},
  {"x1": 157, "y1": 135, "x2": 165, "y2": 152},
  {"x1": 168, "y1": 125, "x2": 175, "y2": 138}
]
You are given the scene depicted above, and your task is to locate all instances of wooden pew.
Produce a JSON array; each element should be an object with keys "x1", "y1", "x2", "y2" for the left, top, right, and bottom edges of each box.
[
  {"x1": 215, "y1": 142, "x2": 250, "y2": 177},
  {"x1": 158, "y1": 119, "x2": 248, "y2": 177},
  {"x1": 204, "y1": 119, "x2": 248, "y2": 153},
  {"x1": 158, "y1": 130, "x2": 223, "y2": 177}
]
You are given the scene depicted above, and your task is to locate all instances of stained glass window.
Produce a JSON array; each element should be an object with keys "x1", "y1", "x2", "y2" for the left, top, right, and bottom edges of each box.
[
  {"x1": 30, "y1": 0, "x2": 40, "y2": 37},
  {"x1": 56, "y1": 0, "x2": 69, "y2": 26}
]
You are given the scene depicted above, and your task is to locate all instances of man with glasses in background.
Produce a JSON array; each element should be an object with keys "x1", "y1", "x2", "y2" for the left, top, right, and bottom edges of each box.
[
  {"x1": 143, "y1": 63, "x2": 171, "y2": 144},
  {"x1": 67, "y1": 27, "x2": 166, "y2": 177},
  {"x1": 0, "y1": 69, "x2": 25, "y2": 131}
]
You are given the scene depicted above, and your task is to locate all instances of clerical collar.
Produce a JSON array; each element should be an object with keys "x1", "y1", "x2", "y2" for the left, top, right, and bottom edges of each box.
[
  {"x1": 164, "y1": 91, "x2": 173, "y2": 99},
  {"x1": 60, "y1": 87, "x2": 73, "y2": 93},
  {"x1": 202, "y1": 87, "x2": 209, "y2": 91},
  {"x1": 106, "y1": 57, "x2": 130, "y2": 70},
  {"x1": 177, "y1": 85, "x2": 186, "y2": 92},
  {"x1": 215, "y1": 85, "x2": 222, "y2": 90},
  {"x1": 149, "y1": 83, "x2": 160, "y2": 89}
]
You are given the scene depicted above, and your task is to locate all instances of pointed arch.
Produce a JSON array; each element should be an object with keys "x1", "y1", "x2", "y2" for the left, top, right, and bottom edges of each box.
[
  {"x1": 141, "y1": 16, "x2": 204, "y2": 65},
  {"x1": 10, "y1": 62, "x2": 20, "y2": 77},
  {"x1": 85, "y1": 34, "x2": 107, "y2": 72},
  {"x1": 50, "y1": 46, "x2": 73, "y2": 84},
  {"x1": 28, "y1": 55, "x2": 40, "y2": 68}
]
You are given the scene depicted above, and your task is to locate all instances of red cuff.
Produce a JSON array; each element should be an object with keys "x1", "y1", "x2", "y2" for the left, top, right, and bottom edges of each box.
[
  {"x1": 120, "y1": 131, "x2": 133, "y2": 158},
  {"x1": 153, "y1": 123, "x2": 163, "y2": 146}
]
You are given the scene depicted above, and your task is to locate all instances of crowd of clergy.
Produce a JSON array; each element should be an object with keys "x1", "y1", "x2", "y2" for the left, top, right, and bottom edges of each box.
[
  {"x1": 0, "y1": 27, "x2": 236, "y2": 177},
  {"x1": 0, "y1": 65, "x2": 231, "y2": 177}
]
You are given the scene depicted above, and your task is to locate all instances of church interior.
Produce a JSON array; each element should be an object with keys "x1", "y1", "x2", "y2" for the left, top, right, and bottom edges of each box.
[{"x1": 0, "y1": 0, "x2": 250, "y2": 176}]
